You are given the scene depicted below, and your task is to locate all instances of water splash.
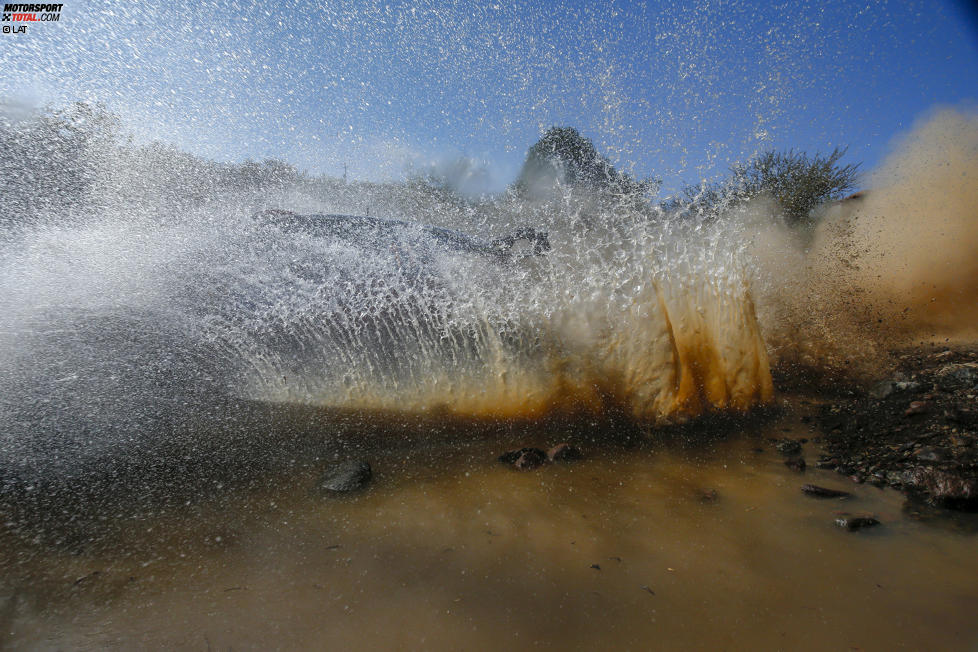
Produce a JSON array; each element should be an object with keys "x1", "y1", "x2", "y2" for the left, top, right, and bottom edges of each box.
[
  {"x1": 237, "y1": 209, "x2": 773, "y2": 421},
  {"x1": 0, "y1": 118, "x2": 773, "y2": 483}
]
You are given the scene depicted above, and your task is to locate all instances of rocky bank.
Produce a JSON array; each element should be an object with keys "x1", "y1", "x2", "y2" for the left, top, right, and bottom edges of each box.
[{"x1": 814, "y1": 347, "x2": 978, "y2": 510}]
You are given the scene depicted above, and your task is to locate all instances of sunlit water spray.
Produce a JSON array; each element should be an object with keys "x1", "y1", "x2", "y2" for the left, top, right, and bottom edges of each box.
[
  {"x1": 0, "y1": 132, "x2": 773, "y2": 484},
  {"x1": 239, "y1": 209, "x2": 773, "y2": 420}
]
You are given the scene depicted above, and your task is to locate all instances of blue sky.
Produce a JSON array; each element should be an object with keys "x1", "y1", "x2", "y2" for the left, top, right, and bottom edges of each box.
[{"x1": 1, "y1": 0, "x2": 976, "y2": 193}]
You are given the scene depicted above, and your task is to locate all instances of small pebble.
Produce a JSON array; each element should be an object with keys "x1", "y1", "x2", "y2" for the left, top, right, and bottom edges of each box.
[
  {"x1": 802, "y1": 484, "x2": 852, "y2": 498},
  {"x1": 548, "y1": 443, "x2": 584, "y2": 462},
  {"x1": 835, "y1": 514, "x2": 880, "y2": 531}
]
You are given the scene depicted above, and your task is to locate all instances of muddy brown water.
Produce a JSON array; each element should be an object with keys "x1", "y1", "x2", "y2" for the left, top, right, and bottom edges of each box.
[{"x1": 2, "y1": 404, "x2": 977, "y2": 651}]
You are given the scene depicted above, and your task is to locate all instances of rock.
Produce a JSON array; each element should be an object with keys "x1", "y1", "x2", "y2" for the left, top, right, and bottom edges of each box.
[
  {"x1": 784, "y1": 457, "x2": 807, "y2": 472},
  {"x1": 913, "y1": 446, "x2": 945, "y2": 462},
  {"x1": 885, "y1": 470, "x2": 911, "y2": 487},
  {"x1": 320, "y1": 460, "x2": 372, "y2": 493},
  {"x1": 547, "y1": 443, "x2": 583, "y2": 462},
  {"x1": 869, "y1": 381, "x2": 896, "y2": 399},
  {"x1": 815, "y1": 457, "x2": 839, "y2": 470},
  {"x1": 802, "y1": 484, "x2": 852, "y2": 498},
  {"x1": 698, "y1": 488, "x2": 720, "y2": 503},
  {"x1": 834, "y1": 514, "x2": 880, "y2": 531},
  {"x1": 870, "y1": 380, "x2": 922, "y2": 399},
  {"x1": 946, "y1": 407, "x2": 978, "y2": 426},
  {"x1": 949, "y1": 435, "x2": 973, "y2": 448},
  {"x1": 514, "y1": 449, "x2": 548, "y2": 471},
  {"x1": 908, "y1": 468, "x2": 978, "y2": 507},
  {"x1": 498, "y1": 447, "x2": 547, "y2": 465},
  {"x1": 904, "y1": 401, "x2": 929, "y2": 416},
  {"x1": 936, "y1": 363, "x2": 978, "y2": 390},
  {"x1": 775, "y1": 439, "x2": 802, "y2": 456}
]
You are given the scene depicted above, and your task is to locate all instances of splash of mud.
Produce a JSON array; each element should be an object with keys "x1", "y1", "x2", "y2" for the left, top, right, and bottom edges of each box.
[
  {"x1": 750, "y1": 107, "x2": 978, "y2": 381},
  {"x1": 818, "y1": 107, "x2": 978, "y2": 334}
]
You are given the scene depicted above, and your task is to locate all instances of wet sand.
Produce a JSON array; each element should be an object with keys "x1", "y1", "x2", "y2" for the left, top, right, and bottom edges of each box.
[{"x1": 2, "y1": 406, "x2": 977, "y2": 651}]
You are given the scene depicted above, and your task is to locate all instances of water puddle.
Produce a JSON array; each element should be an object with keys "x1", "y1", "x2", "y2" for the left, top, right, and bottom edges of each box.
[{"x1": 2, "y1": 408, "x2": 976, "y2": 650}]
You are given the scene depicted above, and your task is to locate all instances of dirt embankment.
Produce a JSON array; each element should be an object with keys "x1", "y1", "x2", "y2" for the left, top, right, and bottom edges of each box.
[{"x1": 812, "y1": 346, "x2": 978, "y2": 510}]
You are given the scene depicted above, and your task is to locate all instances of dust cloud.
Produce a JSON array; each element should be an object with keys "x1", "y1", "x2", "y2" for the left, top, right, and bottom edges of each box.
[{"x1": 751, "y1": 107, "x2": 978, "y2": 382}]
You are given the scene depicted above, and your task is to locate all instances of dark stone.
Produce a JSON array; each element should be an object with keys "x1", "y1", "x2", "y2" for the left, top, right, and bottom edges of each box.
[
  {"x1": 320, "y1": 460, "x2": 372, "y2": 493},
  {"x1": 946, "y1": 407, "x2": 978, "y2": 426},
  {"x1": 802, "y1": 484, "x2": 852, "y2": 498},
  {"x1": 547, "y1": 443, "x2": 583, "y2": 462},
  {"x1": 775, "y1": 439, "x2": 802, "y2": 456},
  {"x1": 698, "y1": 488, "x2": 720, "y2": 503},
  {"x1": 885, "y1": 470, "x2": 911, "y2": 487},
  {"x1": 784, "y1": 457, "x2": 807, "y2": 472},
  {"x1": 869, "y1": 381, "x2": 896, "y2": 400},
  {"x1": 514, "y1": 449, "x2": 548, "y2": 471},
  {"x1": 913, "y1": 446, "x2": 945, "y2": 462},
  {"x1": 499, "y1": 447, "x2": 547, "y2": 465},
  {"x1": 907, "y1": 468, "x2": 978, "y2": 508},
  {"x1": 904, "y1": 401, "x2": 929, "y2": 417},
  {"x1": 834, "y1": 514, "x2": 880, "y2": 531},
  {"x1": 936, "y1": 363, "x2": 978, "y2": 390},
  {"x1": 870, "y1": 380, "x2": 921, "y2": 399}
]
